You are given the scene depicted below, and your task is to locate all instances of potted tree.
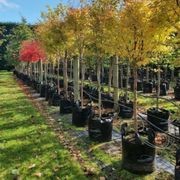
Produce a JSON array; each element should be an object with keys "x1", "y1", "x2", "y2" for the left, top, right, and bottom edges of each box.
[
  {"x1": 87, "y1": 0, "x2": 118, "y2": 142},
  {"x1": 116, "y1": 0, "x2": 162, "y2": 173}
]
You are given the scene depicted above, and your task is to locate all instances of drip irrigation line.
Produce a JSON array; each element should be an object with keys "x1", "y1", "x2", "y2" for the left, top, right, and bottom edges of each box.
[{"x1": 138, "y1": 113, "x2": 180, "y2": 141}]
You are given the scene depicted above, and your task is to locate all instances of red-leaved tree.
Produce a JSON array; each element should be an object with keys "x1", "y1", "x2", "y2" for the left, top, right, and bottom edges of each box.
[{"x1": 19, "y1": 40, "x2": 46, "y2": 62}]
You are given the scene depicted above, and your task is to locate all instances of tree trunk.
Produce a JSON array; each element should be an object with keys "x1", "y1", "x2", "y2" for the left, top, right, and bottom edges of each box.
[
  {"x1": 113, "y1": 55, "x2": 119, "y2": 111},
  {"x1": 120, "y1": 65, "x2": 123, "y2": 88},
  {"x1": 63, "y1": 53, "x2": 68, "y2": 98},
  {"x1": 108, "y1": 59, "x2": 113, "y2": 94},
  {"x1": 40, "y1": 60, "x2": 43, "y2": 84},
  {"x1": 44, "y1": 63, "x2": 47, "y2": 84},
  {"x1": 156, "y1": 65, "x2": 161, "y2": 110},
  {"x1": 133, "y1": 66, "x2": 138, "y2": 132},
  {"x1": 125, "y1": 64, "x2": 130, "y2": 102},
  {"x1": 81, "y1": 61, "x2": 85, "y2": 108},
  {"x1": 171, "y1": 68, "x2": 174, "y2": 82},
  {"x1": 73, "y1": 56, "x2": 80, "y2": 102},
  {"x1": 97, "y1": 60, "x2": 102, "y2": 117},
  {"x1": 57, "y1": 58, "x2": 60, "y2": 95},
  {"x1": 146, "y1": 66, "x2": 149, "y2": 82},
  {"x1": 70, "y1": 58, "x2": 73, "y2": 80}
]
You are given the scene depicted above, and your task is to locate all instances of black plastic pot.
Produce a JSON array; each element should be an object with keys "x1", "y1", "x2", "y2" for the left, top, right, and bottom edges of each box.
[
  {"x1": 59, "y1": 99, "x2": 72, "y2": 114},
  {"x1": 48, "y1": 88, "x2": 56, "y2": 106},
  {"x1": 40, "y1": 84, "x2": 47, "y2": 97},
  {"x1": 36, "y1": 82, "x2": 41, "y2": 93},
  {"x1": 143, "y1": 82, "x2": 153, "y2": 93},
  {"x1": 160, "y1": 82, "x2": 167, "y2": 96},
  {"x1": 147, "y1": 108, "x2": 169, "y2": 132},
  {"x1": 91, "y1": 75, "x2": 97, "y2": 81},
  {"x1": 52, "y1": 93, "x2": 61, "y2": 106},
  {"x1": 72, "y1": 101, "x2": 92, "y2": 127},
  {"x1": 101, "y1": 93, "x2": 114, "y2": 109},
  {"x1": 175, "y1": 149, "x2": 180, "y2": 180},
  {"x1": 174, "y1": 85, "x2": 180, "y2": 100},
  {"x1": 130, "y1": 80, "x2": 143, "y2": 91},
  {"x1": 45, "y1": 85, "x2": 51, "y2": 101},
  {"x1": 121, "y1": 126, "x2": 156, "y2": 174},
  {"x1": 119, "y1": 101, "x2": 133, "y2": 119},
  {"x1": 88, "y1": 113, "x2": 113, "y2": 142}
]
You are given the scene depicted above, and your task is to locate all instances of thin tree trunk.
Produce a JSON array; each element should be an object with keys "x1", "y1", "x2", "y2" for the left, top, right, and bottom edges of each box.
[
  {"x1": 146, "y1": 66, "x2": 149, "y2": 82},
  {"x1": 97, "y1": 60, "x2": 102, "y2": 117},
  {"x1": 81, "y1": 60, "x2": 85, "y2": 108},
  {"x1": 101, "y1": 63, "x2": 104, "y2": 83},
  {"x1": 73, "y1": 56, "x2": 80, "y2": 102},
  {"x1": 156, "y1": 65, "x2": 161, "y2": 109},
  {"x1": 125, "y1": 64, "x2": 130, "y2": 102},
  {"x1": 57, "y1": 58, "x2": 60, "y2": 95},
  {"x1": 120, "y1": 65, "x2": 123, "y2": 88},
  {"x1": 171, "y1": 68, "x2": 174, "y2": 82},
  {"x1": 133, "y1": 66, "x2": 138, "y2": 132},
  {"x1": 45, "y1": 63, "x2": 47, "y2": 84},
  {"x1": 40, "y1": 60, "x2": 43, "y2": 84},
  {"x1": 108, "y1": 59, "x2": 113, "y2": 94},
  {"x1": 113, "y1": 55, "x2": 119, "y2": 111},
  {"x1": 70, "y1": 58, "x2": 73, "y2": 80},
  {"x1": 63, "y1": 53, "x2": 68, "y2": 99}
]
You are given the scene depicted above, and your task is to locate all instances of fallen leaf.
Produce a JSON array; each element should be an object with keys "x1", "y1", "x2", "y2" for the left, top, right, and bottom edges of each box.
[
  {"x1": 28, "y1": 164, "x2": 36, "y2": 169},
  {"x1": 100, "y1": 177, "x2": 106, "y2": 180},
  {"x1": 33, "y1": 172, "x2": 42, "y2": 177}
]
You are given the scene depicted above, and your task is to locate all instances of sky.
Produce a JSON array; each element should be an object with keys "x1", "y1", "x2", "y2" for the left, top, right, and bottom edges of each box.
[{"x1": 0, "y1": 0, "x2": 80, "y2": 24}]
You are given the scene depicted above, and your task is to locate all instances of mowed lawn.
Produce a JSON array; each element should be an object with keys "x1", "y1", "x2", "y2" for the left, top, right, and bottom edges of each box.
[{"x1": 0, "y1": 71, "x2": 86, "y2": 179}]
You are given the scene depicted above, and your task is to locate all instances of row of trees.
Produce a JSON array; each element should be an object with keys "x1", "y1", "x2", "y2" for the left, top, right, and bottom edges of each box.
[{"x1": 3, "y1": 0, "x2": 179, "y2": 130}]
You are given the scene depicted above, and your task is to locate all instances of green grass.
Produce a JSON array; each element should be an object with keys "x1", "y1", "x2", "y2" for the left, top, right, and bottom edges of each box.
[{"x1": 0, "y1": 71, "x2": 86, "y2": 179}]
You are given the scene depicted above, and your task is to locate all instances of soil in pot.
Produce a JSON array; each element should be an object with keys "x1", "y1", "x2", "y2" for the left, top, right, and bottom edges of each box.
[
  {"x1": 121, "y1": 126, "x2": 156, "y2": 174},
  {"x1": 147, "y1": 108, "x2": 169, "y2": 132}
]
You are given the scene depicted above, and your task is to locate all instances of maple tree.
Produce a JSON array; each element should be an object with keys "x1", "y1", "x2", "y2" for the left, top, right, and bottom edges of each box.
[
  {"x1": 115, "y1": 0, "x2": 175, "y2": 131},
  {"x1": 19, "y1": 40, "x2": 46, "y2": 62},
  {"x1": 66, "y1": 6, "x2": 90, "y2": 103}
]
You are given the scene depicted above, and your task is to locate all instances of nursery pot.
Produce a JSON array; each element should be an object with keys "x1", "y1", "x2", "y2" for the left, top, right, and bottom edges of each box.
[
  {"x1": 72, "y1": 101, "x2": 92, "y2": 127},
  {"x1": 59, "y1": 98, "x2": 72, "y2": 114},
  {"x1": 36, "y1": 82, "x2": 41, "y2": 93},
  {"x1": 52, "y1": 92, "x2": 61, "y2": 106},
  {"x1": 160, "y1": 82, "x2": 167, "y2": 96},
  {"x1": 48, "y1": 87, "x2": 56, "y2": 106},
  {"x1": 40, "y1": 84, "x2": 47, "y2": 97},
  {"x1": 174, "y1": 85, "x2": 180, "y2": 100},
  {"x1": 130, "y1": 80, "x2": 143, "y2": 91},
  {"x1": 101, "y1": 93, "x2": 114, "y2": 109},
  {"x1": 147, "y1": 108, "x2": 169, "y2": 132},
  {"x1": 88, "y1": 113, "x2": 113, "y2": 142},
  {"x1": 143, "y1": 81, "x2": 153, "y2": 93},
  {"x1": 45, "y1": 85, "x2": 51, "y2": 101},
  {"x1": 175, "y1": 149, "x2": 180, "y2": 180},
  {"x1": 122, "y1": 131, "x2": 156, "y2": 174},
  {"x1": 119, "y1": 101, "x2": 133, "y2": 119}
]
